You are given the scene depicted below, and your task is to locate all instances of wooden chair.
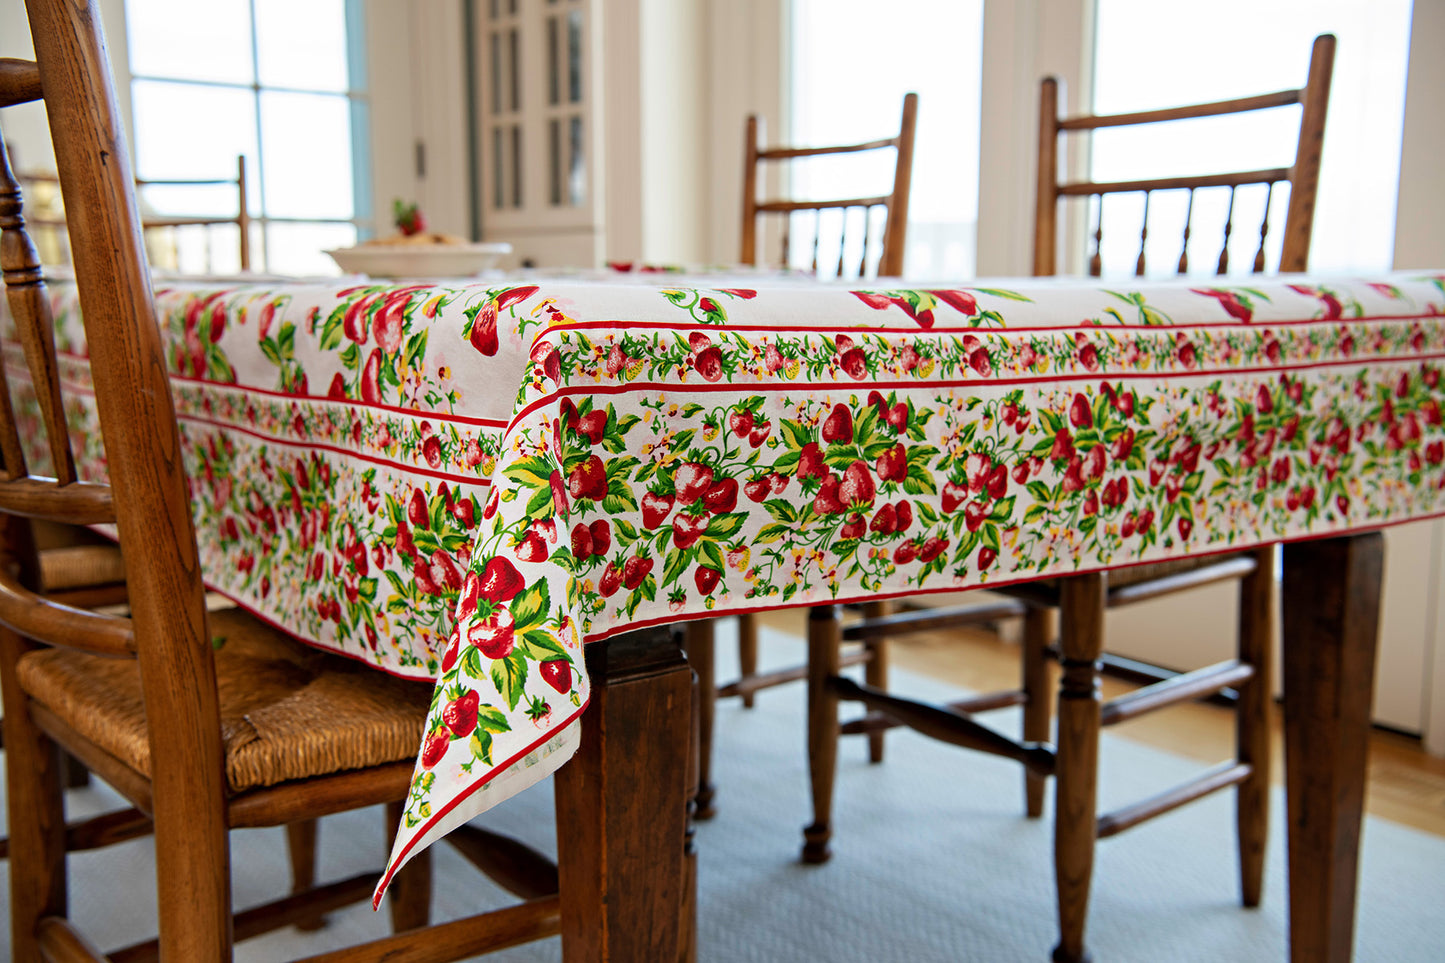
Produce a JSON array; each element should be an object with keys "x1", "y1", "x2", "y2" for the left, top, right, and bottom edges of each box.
[
  {"x1": 21, "y1": 155, "x2": 252, "y2": 273},
  {"x1": 683, "y1": 94, "x2": 922, "y2": 819},
  {"x1": 803, "y1": 34, "x2": 1335, "y2": 963},
  {"x1": 0, "y1": 3, "x2": 559, "y2": 959}
]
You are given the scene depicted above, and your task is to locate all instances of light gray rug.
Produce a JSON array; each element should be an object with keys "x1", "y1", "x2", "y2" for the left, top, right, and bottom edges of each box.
[{"x1": 3, "y1": 621, "x2": 1444, "y2": 961}]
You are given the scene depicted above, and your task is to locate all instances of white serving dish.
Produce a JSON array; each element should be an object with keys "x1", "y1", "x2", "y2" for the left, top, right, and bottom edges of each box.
[{"x1": 324, "y1": 242, "x2": 512, "y2": 279}]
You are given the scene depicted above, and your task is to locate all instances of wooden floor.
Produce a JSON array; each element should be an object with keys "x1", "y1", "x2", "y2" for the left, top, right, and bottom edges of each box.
[{"x1": 752, "y1": 608, "x2": 1445, "y2": 839}]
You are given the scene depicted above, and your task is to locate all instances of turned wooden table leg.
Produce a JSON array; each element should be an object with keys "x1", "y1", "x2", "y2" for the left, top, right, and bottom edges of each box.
[
  {"x1": 861, "y1": 600, "x2": 891, "y2": 763},
  {"x1": 1282, "y1": 533, "x2": 1382, "y2": 963},
  {"x1": 682, "y1": 619, "x2": 717, "y2": 819},
  {"x1": 803, "y1": 604, "x2": 842, "y2": 864},
  {"x1": 1053, "y1": 573, "x2": 1105, "y2": 963},
  {"x1": 738, "y1": 613, "x2": 759, "y2": 708},
  {"x1": 555, "y1": 627, "x2": 695, "y2": 963}
]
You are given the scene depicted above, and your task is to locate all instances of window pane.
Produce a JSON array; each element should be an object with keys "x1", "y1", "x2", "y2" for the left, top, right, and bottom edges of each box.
[
  {"x1": 255, "y1": 0, "x2": 350, "y2": 92},
  {"x1": 259, "y1": 91, "x2": 354, "y2": 219},
  {"x1": 1092, "y1": 0, "x2": 1412, "y2": 275},
  {"x1": 126, "y1": 0, "x2": 254, "y2": 85},
  {"x1": 131, "y1": 81, "x2": 258, "y2": 192},
  {"x1": 267, "y1": 222, "x2": 359, "y2": 277},
  {"x1": 790, "y1": 0, "x2": 983, "y2": 278}
]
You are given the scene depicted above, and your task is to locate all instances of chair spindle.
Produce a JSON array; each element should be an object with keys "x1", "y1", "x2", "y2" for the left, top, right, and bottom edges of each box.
[
  {"x1": 0, "y1": 138, "x2": 76, "y2": 484},
  {"x1": 810, "y1": 210, "x2": 821, "y2": 276},
  {"x1": 1135, "y1": 191, "x2": 1151, "y2": 277},
  {"x1": 1252, "y1": 181, "x2": 1275, "y2": 275},
  {"x1": 1089, "y1": 194, "x2": 1103, "y2": 278},
  {"x1": 1217, "y1": 185, "x2": 1237, "y2": 275},
  {"x1": 1177, "y1": 188, "x2": 1195, "y2": 275},
  {"x1": 857, "y1": 206, "x2": 874, "y2": 279},
  {"x1": 834, "y1": 208, "x2": 849, "y2": 279},
  {"x1": 780, "y1": 212, "x2": 791, "y2": 271}
]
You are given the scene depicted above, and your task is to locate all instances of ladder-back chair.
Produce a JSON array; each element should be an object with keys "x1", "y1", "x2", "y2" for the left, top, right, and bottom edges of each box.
[
  {"x1": 803, "y1": 34, "x2": 1335, "y2": 963},
  {"x1": 0, "y1": 3, "x2": 559, "y2": 959},
  {"x1": 740, "y1": 92, "x2": 918, "y2": 278},
  {"x1": 685, "y1": 94, "x2": 923, "y2": 820}
]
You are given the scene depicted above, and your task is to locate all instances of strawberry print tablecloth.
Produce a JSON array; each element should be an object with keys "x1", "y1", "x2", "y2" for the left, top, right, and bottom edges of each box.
[{"x1": 8, "y1": 271, "x2": 1445, "y2": 901}]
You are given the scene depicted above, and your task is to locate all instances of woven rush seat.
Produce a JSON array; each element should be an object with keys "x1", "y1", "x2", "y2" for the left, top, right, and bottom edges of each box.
[{"x1": 16, "y1": 607, "x2": 431, "y2": 792}]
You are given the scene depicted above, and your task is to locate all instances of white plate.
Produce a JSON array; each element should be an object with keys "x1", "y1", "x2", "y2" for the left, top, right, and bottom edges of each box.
[{"x1": 324, "y1": 242, "x2": 512, "y2": 279}]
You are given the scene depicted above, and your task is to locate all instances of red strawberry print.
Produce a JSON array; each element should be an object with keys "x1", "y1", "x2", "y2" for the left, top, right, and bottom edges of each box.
[
  {"x1": 852, "y1": 291, "x2": 894, "y2": 310},
  {"x1": 694, "y1": 566, "x2": 721, "y2": 595},
  {"x1": 642, "y1": 490, "x2": 675, "y2": 529},
  {"x1": 674, "y1": 462, "x2": 715, "y2": 504},
  {"x1": 622, "y1": 555, "x2": 654, "y2": 590},
  {"x1": 769, "y1": 472, "x2": 790, "y2": 495},
  {"x1": 540, "y1": 659, "x2": 573, "y2": 693},
  {"x1": 839, "y1": 513, "x2": 866, "y2": 540},
  {"x1": 839, "y1": 348, "x2": 868, "y2": 379},
  {"x1": 672, "y1": 513, "x2": 708, "y2": 549},
  {"x1": 1051, "y1": 429, "x2": 1075, "y2": 461},
  {"x1": 442, "y1": 690, "x2": 480, "y2": 737},
  {"x1": 703, "y1": 478, "x2": 739, "y2": 514},
  {"x1": 327, "y1": 372, "x2": 347, "y2": 400},
  {"x1": 429, "y1": 550, "x2": 463, "y2": 591},
  {"x1": 468, "y1": 607, "x2": 516, "y2": 659},
  {"x1": 1177, "y1": 517, "x2": 1194, "y2": 540},
  {"x1": 986, "y1": 464, "x2": 1008, "y2": 500},
  {"x1": 422, "y1": 435, "x2": 442, "y2": 469},
  {"x1": 744, "y1": 477, "x2": 771, "y2": 503},
  {"x1": 360, "y1": 348, "x2": 384, "y2": 404},
  {"x1": 478, "y1": 556, "x2": 525, "y2": 602},
  {"x1": 941, "y1": 480, "x2": 968, "y2": 514},
  {"x1": 457, "y1": 572, "x2": 481, "y2": 618},
  {"x1": 977, "y1": 546, "x2": 997, "y2": 570},
  {"x1": 919, "y1": 537, "x2": 949, "y2": 563},
  {"x1": 1069, "y1": 393, "x2": 1092, "y2": 428},
  {"x1": 838, "y1": 460, "x2": 876, "y2": 508},
  {"x1": 374, "y1": 295, "x2": 407, "y2": 353},
  {"x1": 568, "y1": 455, "x2": 608, "y2": 501},
  {"x1": 688, "y1": 331, "x2": 712, "y2": 352},
  {"x1": 964, "y1": 500, "x2": 987, "y2": 532},
  {"x1": 797, "y1": 443, "x2": 827, "y2": 479},
  {"x1": 589, "y1": 520, "x2": 611, "y2": 555},
  {"x1": 812, "y1": 475, "x2": 845, "y2": 515},
  {"x1": 516, "y1": 529, "x2": 548, "y2": 563},
  {"x1": 867, "y1": 390, "x2": 888, "y2": 415},
  {"x1": 599, "y1": 561, "x2": 623, "y2": 597},
  {"x1": 886, "y1": 403, "x2": 909, "y2": 433},
  {"x1": 693, "y1": 346, "x2": 724, "y2": 382},
  {"x1": 408, "y1": 489, "x2": 430, "y2": 529},
  {"x1": 495, "y1": 285, "x2": 539, "y2": 310},
  {"x1": 877, "y1": 443, "x2": 907, "y2": 482},
  {"x1": 894, "y1": 500, "x2": 913, "y2": 532},
  {"x1": 729, "y1": 409, "x2": 755, "y2": 438},
  {"x1": 421, "y1": 731, "x2": 450, "y2": 769},
  {"x1": 965, "y1": 452, "x2": 993, "y2": 492},
  {"x1": 968, "y1": 347, "x2": 992, "y2": 377},
  {"x1": 470, "y1": 300, "x2": 499, "y2": 355},
  {"x1": 549, "y1": 470, "x2": 570, "y2": 518},
  {"x1": 748, "y1": 421, "x2": 772, "y2": 447},
  {"x1": 893, "y1": 541, "x2": 920, "y2": 565},
  {"x1": 441, "y1": 631, "x2": 461, "y2": 673},
  {"x1": 576, "y1": 410, "x2": 607, "y2": 445},
  {"x1": 531, "y1": 341, "x2": 562, "y2": 382},
  {"x1": 822, "y1": 404, "x2": 853, "y2": 443},
  {"x1": 930, "y1": 289, "x2": 977, "y2": 315},
  {"x1": 870, "y1": 503, "x2": 897, "y2": 534}
]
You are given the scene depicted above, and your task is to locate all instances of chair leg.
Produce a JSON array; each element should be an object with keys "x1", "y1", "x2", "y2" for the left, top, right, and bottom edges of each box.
[
  {"x1": 286, "y1": 819, "x2": 326, "y2": 931},
  {"x1": 737, "y1": 613, "x2": 759, "y2": 708},
  {"x1": 385, "y1": 801, "x2": 432, "y2": 932},
  {"x1": 1, "y1": 632, "x2": 68, "y2": 961},
  {"x1": 1022, "y1": 605, "x2": 1055, "y2": 818},
  {"x1": 1236, "y1": 545, "x2": 1274, "y2": 908},
  {"x1": 803, "y1": 604, "x2": 842, "y2": 864},
  {"x1": 1053, "y1": 573, "x2": 1105, "y2": 963},
  {"x1": 861, "y1": 600, "x2": 891, "y2": 763},
  {"x1": 682, "y1": 620, "x2": 717, "y2": 819}
]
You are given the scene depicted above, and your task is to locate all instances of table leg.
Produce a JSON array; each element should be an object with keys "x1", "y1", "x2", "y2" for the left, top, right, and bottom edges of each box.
[
  {"x1": 682, "y1": 619, "x2": 717, "y2": 819},
  {"x1": 1281, "y1": 533, "x2": 1382, "y2": 963},
  {"x1": 555, "y1": 626, "x2": 695, "y2": 963}
]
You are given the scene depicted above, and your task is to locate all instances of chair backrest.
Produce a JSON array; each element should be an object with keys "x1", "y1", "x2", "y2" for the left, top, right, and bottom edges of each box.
[
  {"x1": 741, "y1": 92, "x2": 918, "y2": 279},
  {"x1": 0, "y1": 0, "x2": 223, "y2": 838},
  {"x1": 1034, "y1": 34, "x2": 1335, "y2": 278},
  {"x1": 19, "y1": 154, "x2": 251, "y2": 271}
]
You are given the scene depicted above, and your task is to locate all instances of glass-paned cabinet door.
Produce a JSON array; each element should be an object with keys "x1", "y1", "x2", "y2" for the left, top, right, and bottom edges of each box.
[{"x1": 479, "y1": 0, "x2": 596, "y2": 237}]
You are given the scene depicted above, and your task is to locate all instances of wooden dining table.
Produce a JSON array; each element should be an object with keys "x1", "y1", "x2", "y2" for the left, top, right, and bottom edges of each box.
[{"x1": 9, "y1": 268, "x2": 1444, "y2": 961}]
